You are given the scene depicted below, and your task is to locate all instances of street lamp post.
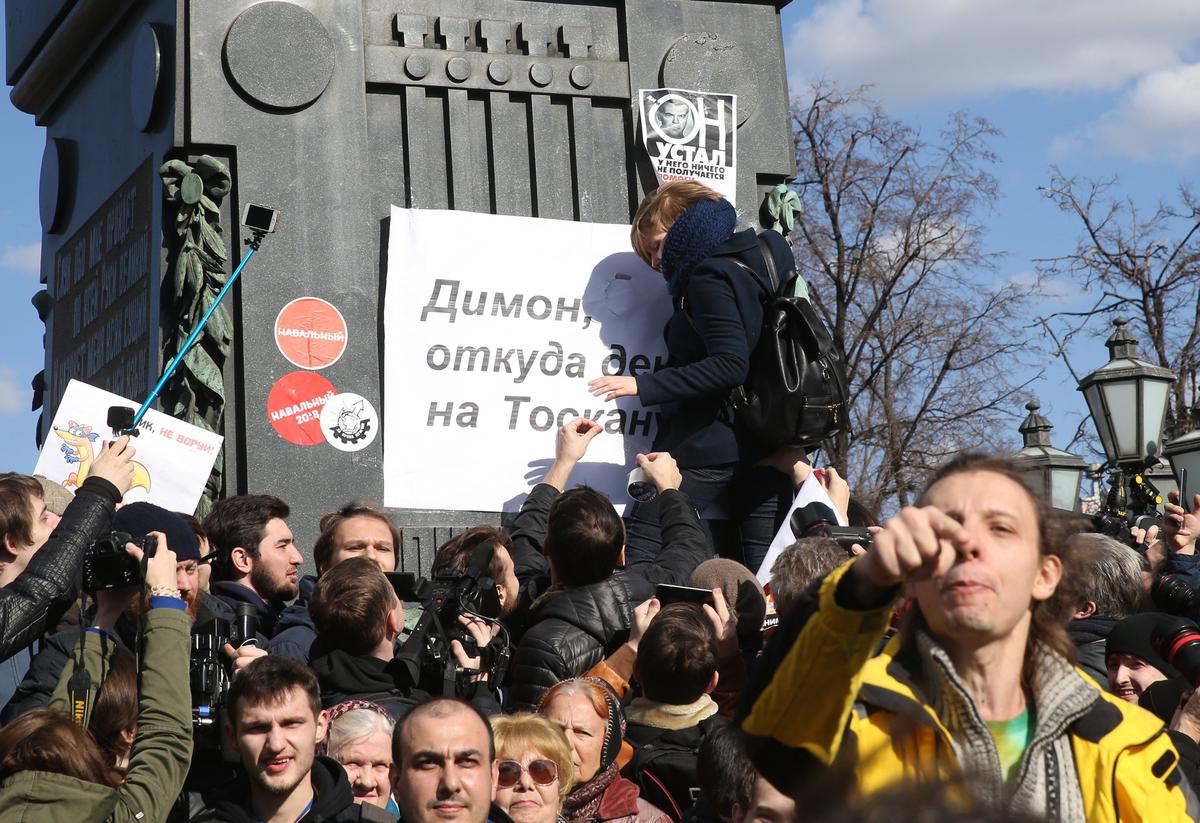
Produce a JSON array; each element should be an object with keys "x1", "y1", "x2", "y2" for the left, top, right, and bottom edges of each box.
[
  {"x1": 1077, "y1": 318, "x2": 1176, "y2": 468},
  {"x1": 1077, "y1": 317, "x2": 1177, "y2": 521},
  {"x1": 1013, "y1": 401, "x2": 1086, "y2": 512}
]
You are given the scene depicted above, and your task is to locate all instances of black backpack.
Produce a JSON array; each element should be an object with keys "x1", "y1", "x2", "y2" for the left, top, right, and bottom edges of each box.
[
  {"x1": 624, "y1": 716, "x2": 725, "y2": 822},
  {"x1": 721, "y1": 234, "x2": 849, "y2": 451}
]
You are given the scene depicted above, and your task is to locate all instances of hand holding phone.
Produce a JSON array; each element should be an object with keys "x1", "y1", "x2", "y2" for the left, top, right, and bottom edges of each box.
[{"x1": 654, "y1": 584, "x2": 716, "y2": 608}]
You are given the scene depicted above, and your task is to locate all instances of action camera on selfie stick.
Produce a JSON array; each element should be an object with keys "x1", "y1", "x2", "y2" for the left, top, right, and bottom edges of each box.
[{"x1": 107, "y1": 205, "x2": 279, "y2": 435}]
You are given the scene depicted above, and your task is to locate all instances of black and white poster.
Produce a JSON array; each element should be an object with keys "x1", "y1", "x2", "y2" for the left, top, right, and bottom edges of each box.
[{"x1": 639, "y1": 88, "x2": 738, "y2": 204}]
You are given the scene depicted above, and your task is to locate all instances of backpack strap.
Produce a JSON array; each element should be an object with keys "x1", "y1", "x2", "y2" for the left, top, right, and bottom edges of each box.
[{"x1": 754, "y1": 234, "x2": 781, "y2": 296}]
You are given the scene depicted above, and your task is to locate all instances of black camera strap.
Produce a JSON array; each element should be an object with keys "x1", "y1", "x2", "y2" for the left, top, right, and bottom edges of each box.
[{"x1": 68, "y1": 556, "x2": 91, "y2": 727}]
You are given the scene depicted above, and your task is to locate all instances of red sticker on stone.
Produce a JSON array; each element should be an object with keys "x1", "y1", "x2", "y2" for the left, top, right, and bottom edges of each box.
[
  {"x1": 267, "y1": 371, "x2": 337, "y2": 446},
  {"x1": 274, "y1": 297, "x2": 348, "y2": 370}
]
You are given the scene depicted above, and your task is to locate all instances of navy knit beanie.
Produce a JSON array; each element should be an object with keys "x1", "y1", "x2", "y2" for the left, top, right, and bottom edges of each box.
[
  {"x1": 112, "y1": 502, "x2": 199, "y2": 562},
  {"x1": 661, "y1": 197, "x2": 737, "y2": 298}
]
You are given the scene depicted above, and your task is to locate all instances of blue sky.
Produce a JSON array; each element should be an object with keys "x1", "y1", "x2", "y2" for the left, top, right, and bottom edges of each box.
[{"x1": 2, "y1": 1, "x2": 1198, "y2": 471}]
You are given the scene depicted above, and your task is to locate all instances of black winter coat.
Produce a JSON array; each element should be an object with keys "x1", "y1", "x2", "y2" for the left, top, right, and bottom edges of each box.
[
  {"x1": 1068, "y1": 615, "x2": 1116, "y2": 687},
  {"x1": 190, "y1": 756, "x2": 393, "y2": 822},
  {"x1": 0, "y1": 475, "x2": 120, "y2": 663},
  {"x1": 636, "y1": 229, "x2": 795, "y2": 468},
  {"x1": 506, "y1": 483, "x2": 711, "y2": 710}
]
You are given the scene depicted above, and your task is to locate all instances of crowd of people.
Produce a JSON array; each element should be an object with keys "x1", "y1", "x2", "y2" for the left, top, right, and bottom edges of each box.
[
  {"x1": 0, "y1": 183, "x2": 1198, "y2": 822},
  {"x1": 1, "y1": 419, "x2": 1198, "y2": 822}
]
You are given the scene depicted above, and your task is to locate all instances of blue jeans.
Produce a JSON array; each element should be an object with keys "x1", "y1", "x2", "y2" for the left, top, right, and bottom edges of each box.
[{"x1": 623, "y1": 463, "x2": 793, "y2": 574}]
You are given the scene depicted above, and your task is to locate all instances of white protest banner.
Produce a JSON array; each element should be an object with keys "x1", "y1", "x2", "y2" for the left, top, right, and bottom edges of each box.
[
  {"x1": 639, "y1": 88, "x2": 737, "y2": 204},
  {"x1": 384, "y1": 207, "x2": 672, "y2": 512},
  {"x1": 34, "y1": 379, "x2": 223, "y2": 514},
  {"x1": 757, "y1": 473, "x2": 847, "y2": 585}
]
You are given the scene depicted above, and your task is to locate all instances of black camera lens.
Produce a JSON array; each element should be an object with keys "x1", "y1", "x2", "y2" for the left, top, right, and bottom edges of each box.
[
  {"x1": 1152, "y1": 619, "x2": 1200, "y2": 689},
  {"x1": 1151, "y1": 575, "x2": 1200, "y2": 624}
]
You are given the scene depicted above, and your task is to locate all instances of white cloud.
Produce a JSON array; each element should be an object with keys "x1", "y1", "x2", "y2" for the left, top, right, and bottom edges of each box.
[
  {"x1": 1, "y1": 243, "x2": 41, "y2": 276},
  {"x1": 1071, "y1": 63, "x2": 1200, "y2": 160},
  {"x1": 1002, "y1": 271, "x2": 1081, "y2": 307},
  {"x1": 787, "y1": 0, "x2": 1200, "y2": 104},
  {"x1": 0, "y1": 367, "x2": 26, "y2": 413}
]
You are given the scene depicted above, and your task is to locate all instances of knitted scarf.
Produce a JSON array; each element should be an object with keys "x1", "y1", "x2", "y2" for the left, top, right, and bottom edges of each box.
[
  {"x1": 661, "y1": 198, "x2": 737, "y2": 298},
  {"x1": 563, "y1": 761, "x2": 621, "y2": 822}
]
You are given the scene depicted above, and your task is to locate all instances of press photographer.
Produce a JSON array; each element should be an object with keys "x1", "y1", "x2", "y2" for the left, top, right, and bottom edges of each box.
[
  {"x1": 1, "y1": 502, "x2": 230, "y2": 722},
  {"x1": 0, "y1": 435, "x2": 136, "y2": 664},
  {"x1": 307, "y1": 557, "x2": 503, "y2": 719},
  {"x1": 0, "y1": 528, "x2": 193, "y2": 821}
]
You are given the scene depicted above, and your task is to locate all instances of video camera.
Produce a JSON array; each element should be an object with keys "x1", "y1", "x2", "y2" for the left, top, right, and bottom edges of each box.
[
  {"x1": 399, "y1": 544, "x2": 511, "y2": 697},
  {"x1": 82, "y1": 532, "x2": 157, "y2": 592},
  {"x1": 191, "y1": 604, "x2": 259, "y2": 752},
  {"x1": 1090, "y1": 469, "x2": 1165, "y2": 550}
]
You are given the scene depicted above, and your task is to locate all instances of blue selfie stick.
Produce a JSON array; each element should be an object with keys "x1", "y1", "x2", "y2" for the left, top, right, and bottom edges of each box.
[{"x1": 124, "y1": 215, "x2": 274, "y2": 432}]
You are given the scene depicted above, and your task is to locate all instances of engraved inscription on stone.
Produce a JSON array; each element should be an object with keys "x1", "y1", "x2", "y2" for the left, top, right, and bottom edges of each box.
[{"x1": 49, "y1": 157, "x2": 155, "y2": 413}]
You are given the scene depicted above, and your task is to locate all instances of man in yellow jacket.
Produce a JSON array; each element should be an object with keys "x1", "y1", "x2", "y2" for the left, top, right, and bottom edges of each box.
[{"x1": 740, "y1": 453, "x2": 1199, "y2": 821}]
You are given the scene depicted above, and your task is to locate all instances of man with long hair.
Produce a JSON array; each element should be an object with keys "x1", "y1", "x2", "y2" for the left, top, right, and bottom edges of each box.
[{"x1": 740, "y1": 453, "x2": 1198, "y2": 820}]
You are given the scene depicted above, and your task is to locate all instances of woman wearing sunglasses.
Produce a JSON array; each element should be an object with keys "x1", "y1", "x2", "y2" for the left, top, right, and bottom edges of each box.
[
  {"x1": 538, "y1": 678, "x2": 669, "y2": 823},
  {"x1": 491, "y1": 713, "x2": 575, "y2": 823}
]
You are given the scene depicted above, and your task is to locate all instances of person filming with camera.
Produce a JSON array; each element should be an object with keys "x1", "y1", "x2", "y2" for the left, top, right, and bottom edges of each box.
[
  {"x1": 0, "y1": 529, "x2": 193, "y2": 822},
  {"x1": 739, "y1": 453, "x2": 1199, "y2": 820},
  {"x1": 0, "y1": 435, "x2": 137, "y2": 664}
]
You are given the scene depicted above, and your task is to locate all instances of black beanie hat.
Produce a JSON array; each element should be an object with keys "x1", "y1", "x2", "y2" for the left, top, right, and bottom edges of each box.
[
  {"x1": 112, "y1": 502, "x2": 199, "y2": 562},
  {"x1": 1105, "y1": 612, "x2": 1184, "y2": 678}
]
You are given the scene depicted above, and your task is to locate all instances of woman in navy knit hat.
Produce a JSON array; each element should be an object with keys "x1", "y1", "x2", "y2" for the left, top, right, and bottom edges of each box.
[{"x1": 588, "y1": 181, "x2": 795, "y2": 572}]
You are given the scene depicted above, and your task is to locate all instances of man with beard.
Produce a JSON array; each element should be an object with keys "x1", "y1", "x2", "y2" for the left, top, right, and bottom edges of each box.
[
  {"x1": 390, "y1": 697, "x2": 500, "y2": 823},
  {"x1": 269, "y1": 501, "x2": 400, "y2": 663},
  {"x1": 0, "y1": 502, "x2": 230, "y2": 721},
  {"x1": 204, "y1": 494, "x2": 302, "y2": 638},
  {"x1": 191, "y1": 655, "x2": 391, "y2": 822}
]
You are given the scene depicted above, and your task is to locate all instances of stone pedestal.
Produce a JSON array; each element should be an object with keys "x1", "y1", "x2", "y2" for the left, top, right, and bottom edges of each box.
[{"x1": 8, "y1": 0, "x2": 794, "y2": 570}]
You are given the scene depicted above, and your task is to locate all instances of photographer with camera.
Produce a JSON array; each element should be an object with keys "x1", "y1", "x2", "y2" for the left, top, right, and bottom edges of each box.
[
  {"x1": 1, "y1": 501, "x2": 225, "y2": 723},
  {"x1": 506, "y1": 419, "x2": 711, "y2": 710},
  {"x1": 0, "y1": 436, "x2": 136, "y2": 665},
  {"x1": 0, "y1": 529, "x2": 193, "y2": 822},
  {"x1": 306, "y1": 557, "x2": 503, "y2": 719}
]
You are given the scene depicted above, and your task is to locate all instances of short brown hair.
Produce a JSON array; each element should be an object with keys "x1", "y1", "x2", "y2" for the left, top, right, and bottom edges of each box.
[
  {"x1": 0, "y1": 473, "x2": 43, "y2": 550},
  {"x1": 313, "y1": 501, "x2": 400, "y2": 574},
  {"x1": 309, "y1": 556, "x2": 395, "y2": 655},
  {"x1": 204, "y1": 494, "x2": 290, "y2": 581},
  {"x1": 432, "y1": 526, "x2": 512, "y2": 582},
  {"x1": 545, "y1": 487, "x2": 625, "y2": 586},
  {"x1": 228, "y1": 655, "x2": 321, "y2": 728},
  {"x1": 630, "y1": 181, "x2": 723, "y2": 266},
  {"x1": 770, "y1": 538, "x2": 849, "y2": 618},
  {"x1": 636, "y1": 603, "x2": 719, "y2": 705},
  {"x1": 491, "y1": 713, "x2": 576, "y2": 802},
  {"x1": 0, "y1": 707, "x2": 115, "y2": 786}
]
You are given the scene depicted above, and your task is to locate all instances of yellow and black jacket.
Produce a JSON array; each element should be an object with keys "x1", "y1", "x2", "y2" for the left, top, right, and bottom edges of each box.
[{"x1": 739, "y1": 561, "x2": 1200, "y2": 821}]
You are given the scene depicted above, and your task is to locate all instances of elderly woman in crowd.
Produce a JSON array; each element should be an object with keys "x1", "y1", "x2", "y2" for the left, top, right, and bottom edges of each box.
[
  {"x1": 539, "y1": 678, "x2": 669, "y2": 823},
  {"x1": 491, "y1": 713, "x2": 575, "y2": 823},
  {"x1": 320, "y1": 699, "x2": 399, "y2": 818}
]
